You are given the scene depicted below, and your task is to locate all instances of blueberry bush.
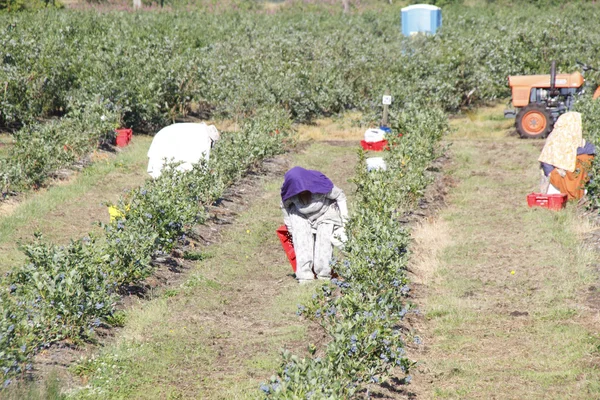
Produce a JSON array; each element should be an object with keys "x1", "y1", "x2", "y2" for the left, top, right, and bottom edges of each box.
[
  {"x1": 262, "y1": 107, "x2": 448, "y2": 397},
  {"x1": 1, "y1": 3, "x2": 600, "y2": 194},
  {"x1": 1, "y1": 0, "x2": 600, "y2": 395},
  {"x1": 0, "y1": 108, "x2": 293, "y2": 384}
]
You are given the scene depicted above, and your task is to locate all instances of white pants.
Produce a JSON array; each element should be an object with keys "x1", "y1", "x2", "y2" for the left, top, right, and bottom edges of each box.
[{"x1": 288, "y1": 210, "x2": 334, "y2": 281}]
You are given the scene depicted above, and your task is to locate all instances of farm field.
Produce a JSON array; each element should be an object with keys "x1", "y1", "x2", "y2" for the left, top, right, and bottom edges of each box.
[
  {"x1": 410, "y1": 107, "x2": 600, "y2": 398},
  {"x1": 3, "y1": 108, "x2": 599, "y2": 399},
  {"x1": 66, "y1": 140, "x2": 358, "y2": 400},
  {"x1": 2, "y1": 0, "x2": 600, "y2": 399},
  {"x1": 0, "y1": 136, "x2": 152, "y2": 273}
]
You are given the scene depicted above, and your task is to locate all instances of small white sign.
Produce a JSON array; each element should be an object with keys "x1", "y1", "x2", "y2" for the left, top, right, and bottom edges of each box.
[{"x1": 382, "y1": 95, "x2": 392, "y2": 105}]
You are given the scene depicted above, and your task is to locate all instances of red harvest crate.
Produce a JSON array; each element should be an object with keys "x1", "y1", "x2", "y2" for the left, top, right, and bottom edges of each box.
[
  {"x1": 276, "y1": 225, "x2": 297, "y2": 272},
  {"x1": 360, "y1": 139, "x2": 389, "y2": 152},
  {"x1": 526, "y1": 193, "x2": 567, "y2": 211},
  {"x1": 115, "y1": 128, "x2": 133, "y2": 147}
]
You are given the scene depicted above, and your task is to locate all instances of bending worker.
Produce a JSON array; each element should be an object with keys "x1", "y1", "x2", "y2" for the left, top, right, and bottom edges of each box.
[
  {"x1": 539, "y1": 111, "x2": 595, "y2": 200},
  {"x1": 147, "y1": 122, "x2": 220, "y2": 179},
  {"x1": 280, "y1": 167, "x2": 348, "y2": 284}
]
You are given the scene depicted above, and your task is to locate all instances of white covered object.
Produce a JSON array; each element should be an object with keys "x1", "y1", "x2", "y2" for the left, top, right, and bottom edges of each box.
[
  {"x1": 364, "y1": 128, "x2": 386, "y2": 143},
  {"x1": 366, "y1": 157, "x2": 387, "y2": 172},
  {"x1": 547, "y1": 183, "x2": 561, "y2": 195},
  {"x1": 147, "y1": 123, "x2": 220, "y2": 179}
]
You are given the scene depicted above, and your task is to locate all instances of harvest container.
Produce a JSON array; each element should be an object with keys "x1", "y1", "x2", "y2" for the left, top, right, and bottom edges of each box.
[
  {"x1": 276, "y1": 225, "x2": 297, "y2": 272},
  {"x1": 360, "y1": 139, "x2": 389, "y2": 151},
  {"x1": 364, "y1": 128, "x2": 386, "y2": 143},
  {"x1": 401, "y1": 4, "x2": 442, "y2": 36},
  {"x1": 526, "y1": 193, "x2": 567, "y2": 211},
  {"x1": 115, "y1": 128, "x2": 133, "y2": 147}
]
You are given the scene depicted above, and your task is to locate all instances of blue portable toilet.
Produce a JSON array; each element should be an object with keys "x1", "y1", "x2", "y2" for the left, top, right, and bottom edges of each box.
[{"x1": 401, "y1": 4, "x2": 442, "y2": 36}]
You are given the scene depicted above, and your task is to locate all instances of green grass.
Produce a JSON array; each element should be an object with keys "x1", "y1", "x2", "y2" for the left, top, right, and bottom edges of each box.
[
  {"x1": 2, "y1": 371, "x2": 66, "y2": 400},
  {"x1": 67, "y1": 141, "x2": 357, "y2": 399},
  {"x1": 415, "y1": 106, "x2": 600, "y2": 399},
  {"x1": 0, "y1": 136, "x2": 152, "y2": 273}
]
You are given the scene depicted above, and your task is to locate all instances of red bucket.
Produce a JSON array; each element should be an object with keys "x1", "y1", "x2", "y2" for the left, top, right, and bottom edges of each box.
[
  {"x1": 526, "y1": 193, "x2": 567, "y2": 211},
  {"x1": 360, "y1": 139, "x2": 389, "y2": 152},
  {"x1": 115, "y1": 128, "x2": 133, "y2": 147},
  {"x1": 276, "y1": 225, "x2": 296, "y2": 272}
]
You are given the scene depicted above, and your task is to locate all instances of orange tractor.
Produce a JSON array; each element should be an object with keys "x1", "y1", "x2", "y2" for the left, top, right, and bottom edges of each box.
[{"x1": 505, "y1": 61, "x2": 600, "y2": 139}]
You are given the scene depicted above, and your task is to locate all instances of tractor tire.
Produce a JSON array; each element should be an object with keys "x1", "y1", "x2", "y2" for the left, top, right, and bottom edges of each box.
[{"x1": 515, "y1": 104, "x2": 553, "y2": 139}]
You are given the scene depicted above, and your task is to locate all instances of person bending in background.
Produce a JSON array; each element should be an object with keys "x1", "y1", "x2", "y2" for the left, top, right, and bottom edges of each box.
[
  {"x1": 280, "y1": 167, "x2": 348, "y2": 284},
  {"x1": 539, "y1": 111, "x2": 595, "y2": 200}
]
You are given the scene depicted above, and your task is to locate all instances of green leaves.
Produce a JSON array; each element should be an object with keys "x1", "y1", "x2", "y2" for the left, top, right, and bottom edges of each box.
[
  {"x1": 0, "y1": 109, "x2": 293, "y2": 384},
  {"x1": 265, "y1": 108, "x2": 446, "y2": 397},
  {"x1": 1, "y1": 4, "x2": 599, "y2": 196}
]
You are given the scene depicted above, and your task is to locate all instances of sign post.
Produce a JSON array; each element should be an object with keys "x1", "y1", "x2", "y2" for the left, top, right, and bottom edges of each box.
[{"x1": 381, "y1": 91, "x2": 392, "y2": 127}]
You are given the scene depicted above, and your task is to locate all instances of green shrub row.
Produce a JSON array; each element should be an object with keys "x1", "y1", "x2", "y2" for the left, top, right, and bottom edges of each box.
[
  {"x1": 3, "y1": 4, "x2": 600, "y2": 127},
  {"x1": 0, "y1": 108, "x2": 293, "y2": 386},
  {"x1": 262, "y1": 105, "x2": 448, "y2": 397},
  {"x1": 0, "y1": 103, "x2": 120, "y2": 193},
  {"x1": 1, "y1": 4, "x2": 600, "y2": 194},
  {"x1": 575, "y1": 96, "x2": 600, "y2": 208}
]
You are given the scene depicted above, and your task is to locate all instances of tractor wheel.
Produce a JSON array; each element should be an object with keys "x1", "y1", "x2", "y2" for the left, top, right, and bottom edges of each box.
[{"x1": 515, "y1": 104, "x2": 553, "y2": 139}]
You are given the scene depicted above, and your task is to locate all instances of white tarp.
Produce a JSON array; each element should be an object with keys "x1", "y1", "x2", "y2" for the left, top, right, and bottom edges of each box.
[{"x1": 147, "y1": 122, "x2": 220, "y2": 178}]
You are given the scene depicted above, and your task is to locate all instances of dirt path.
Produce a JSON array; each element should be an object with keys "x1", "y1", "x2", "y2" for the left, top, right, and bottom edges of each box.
[
  {"x1": 410, "y1": 108, "x2": 600, "y2": 399},
  {"x1": 67, "y1": 140, "x2": 358, "y2": 399}
]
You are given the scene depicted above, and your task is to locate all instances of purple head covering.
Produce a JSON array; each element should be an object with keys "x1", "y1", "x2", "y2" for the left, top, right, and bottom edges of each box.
[{"x1": 281, "y1": 167, "x2": 334, "y2": 202}]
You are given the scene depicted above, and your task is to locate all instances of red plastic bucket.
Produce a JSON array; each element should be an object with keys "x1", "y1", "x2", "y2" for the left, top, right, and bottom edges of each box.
[
  {"x1": 360, "y1": 139, "x2": 389, "y2": 152},
  {"x1": 276, "y1": 225, "x2": 297, "y2": 272},
  {"x1": 526, "y1": 193, "x2": 567, "y2": 211},
  {"x1": 115, "y1": 128, "x2": 133, "y2": 147}
]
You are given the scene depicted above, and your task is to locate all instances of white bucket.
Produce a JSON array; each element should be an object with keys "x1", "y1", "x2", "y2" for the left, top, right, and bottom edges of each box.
[
  {"x1": 366, "y1": 157, "x2": 387, "y2": 172},
  {"x1": 364, "y1": 128, "x2": 386, "y2": 143}
]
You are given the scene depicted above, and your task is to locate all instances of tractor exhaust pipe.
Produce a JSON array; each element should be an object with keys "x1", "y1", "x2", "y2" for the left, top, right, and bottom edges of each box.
[{"x1": 550, "y1": 60, "x2": 557, "y2": 94}]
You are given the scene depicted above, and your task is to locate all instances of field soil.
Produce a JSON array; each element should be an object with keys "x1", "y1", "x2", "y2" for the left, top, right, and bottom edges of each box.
[
  {"x1": 408, "y1": 107, "x2": 600, "y2": 399},
  {"x1": 8, "y1": 109, "x2": 600, "y2": 399},
  {"x1": 57, "y1": 139, "x2": 357, "y2": 399}
]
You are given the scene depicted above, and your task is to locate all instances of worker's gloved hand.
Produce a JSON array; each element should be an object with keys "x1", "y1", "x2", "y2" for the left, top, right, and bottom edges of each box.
[
  {"x1": 341, "y1": 215, "x2": 349, "y2": 226},
  {"x1": 557, "y1": 168, "x2": 567, "y2": 177},
  {"x1": 331, "y1": 227, "x2": 347, "y2": 249}
]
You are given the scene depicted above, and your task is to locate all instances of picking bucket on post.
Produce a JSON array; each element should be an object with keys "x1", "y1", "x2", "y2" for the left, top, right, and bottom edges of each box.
[{"x1": 276, "y1": 225, "x2": 297, "y2": 272}]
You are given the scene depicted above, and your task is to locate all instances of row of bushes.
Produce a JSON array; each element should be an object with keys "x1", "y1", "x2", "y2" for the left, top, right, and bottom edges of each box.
[
  {"x1": 0, "y1": 108, "x2": 293, "y2": 385},
  {"x1": 575, "y1": 96, "x2": 600, "y2": 208},
  {"x1": 262, "y1": 105, "x2": 448, "y2": 397},
  {"x1": 1, "y1": 3, "x2": 600, "y2": 194},
  {"x1": 0, "y1": 103, "x2": 120, "y2": 193},
  {"x1": 3, "y1": 4, "x2": 600, "y2": 128}
]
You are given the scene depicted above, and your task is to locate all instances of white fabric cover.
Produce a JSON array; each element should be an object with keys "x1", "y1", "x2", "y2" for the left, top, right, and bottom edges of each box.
[
  {"x1": 547, "y1": 183, "x2": 561, "y2": 195},
  {"x1": 147, "y1": 123, "x2": 220, "y2": 178},
  {"x1": 364, "y1": 128, "x2": 386, "y2": 143},
  {"x1": 366, "y1": 157, "x2": 387, "y2": 172}
]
